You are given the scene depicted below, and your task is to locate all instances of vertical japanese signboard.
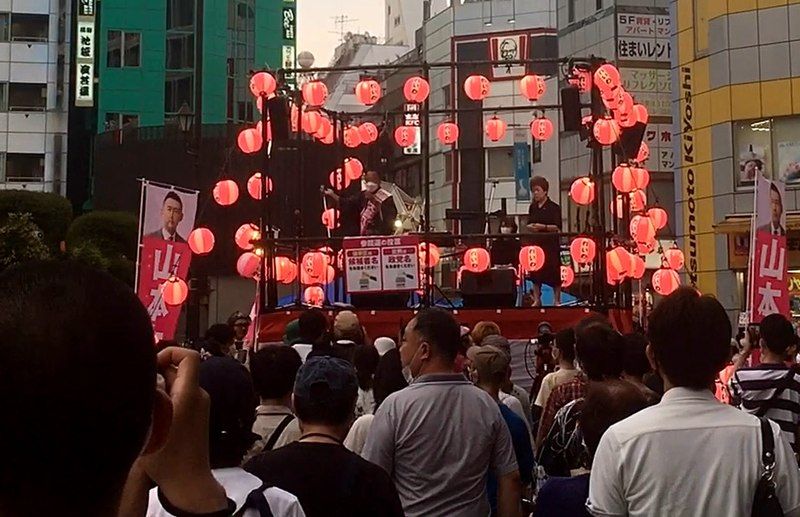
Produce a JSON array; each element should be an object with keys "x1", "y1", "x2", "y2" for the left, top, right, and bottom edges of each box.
[
  {"x1": 75, "y1": 0, "x2": 95, "y2": 107},
  {"x1": 403, "y1": 103, "x2": 421, "y2": 155},
  {"x1": 343, "y1": 236, "x2": 420, "y2": 294},
  {"x1": 282, "y1": 3, "x2": 296, "y2": 84},
  {"x1": 616, "y1": 12, "x2": 671, "y2": 63}
]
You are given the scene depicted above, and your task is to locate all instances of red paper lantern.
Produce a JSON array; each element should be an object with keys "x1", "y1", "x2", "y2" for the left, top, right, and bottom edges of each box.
[
  {"x1": 570, "y1": 237, "x2": 596, "y2": 265},
  {"x1": 630, "y1": 254, "x2": 646, "y2": 279},
  {"x1": 630, "y1": 189, "x2": 647, "y2": 212},
  {"x1": 569, "y1": 177, "x2": 595, "y2": 205},
  {"x1": 188, "y1": 228, "x2": 215, "y2": 255},
  {"x1": 403, "y1": 76, "x2": 430, "y2": 103},
  {"x1": 633, "y1": 104, "x2": 649, "y2": 125},
  {"x1": 653, "y1": 268, "x2": 681, "y2": 296},
  {"x1": 314, "y1": 116, "x2": 332, "y2": 140},
  {"x1": 344, "y1": 158, "x2": 364, "y2": 180},
  {"x1": 302, "y1": 111, "x2": 322, "y2": 134},
  {"x1": 235, "y1": 223, "x2": 260, "y2": 251},
  {"x1": 320, "y1": 128, "x2": 335, "y2": 145},
  {"x1": 665, "y1": 247, "x2": 685, "y2": 271},
  {"x1": 329, "y1": 168, "x2": 350, "y2": 190},
  {"x1": 594, "y1": 64, "x2": 621, "y2": 93},
  {"x1": 274, "y1": 256, "x2": 297, "y2": 285},
  {"x1": 485, "y1": 117, "x2": 507, "y2": 142},
  {"x1": 255, "y1": 120, "x2": 272, "y2": 142},
  {"x1": 630, "y1": 215, "x2": 656, "y2": 243},
  {"x1": 237, "y1": 128, "x2": 263, "y2": 154},
  {"x1": 358, "y1": 122, "x2": 378, "y2": 144},
  {"x1": 162, "y1": 276, "x2": 188, "y2": 306},
  {"x1": 632, "y1": 167, "x2": 650, "y2": 190},
  {"x1": 343, "y1": 126, "x2": 362, "y2": 148},
  {"x1": 519, "y1": 74, "x2": 546, "y2": 101},
  {"x1": 519, "y1": 245, "x2": 546, "y2": 273},
  {"x1": 301, "y1": 251, "x2": 326, "y2": 280},
  {"x1": 355, "y1": 79, "x2": 382, "y2": 106},
  {"x1": 637, "y1": 142, "x2": 650, "y2": 163},
  {"x1": 419, "y1": 242, "x2": 440, "y2": 269},
  {"x1": 463, "y1": 247, "x2": 491, "y2": 273},
  {"x1": 237, "y1": 252, "x2": 261, "y2": 278},
  {"x1": 606, "y1": 246, "x2": 632, "y2": 283},
  {"x1": 615, "y1": 92, "x2": 637, "y2": 128},
  {"x1": 612, "y1": 164, "x2": 636, "y2": 193},
  {"x1": 464, "y1": 74, "x2": 491, "y2": 101},
  {"x1": 249, "y1": 72, "x2": 277, "y2": 98},
  {"x1": 317, "y1": 246, "x2": 334, "y2": 266},
  {"x1": 648, "y1": 207, "x2": 668, "y2": 230},
  {"x1": 561, "y1": 265, "x2": 575, "y2": 288},
  {"x1": 321, "y1": 265, "x2": 336, "y2": 285},
  {"x1": 321, "y1": 208, "x2": 340, "y2": 230},
  {"x1": 304, "y1": 286, "x2": 325, "y2": 306},
  {"x1": 601, "y1": 88, "x2": 620, "y2": 111},
  {"x1": 569, "y1": 67, "x2": 592, "y2": 93},
  {"x1": 213, "y1": 180, "x2": 239, "y2": 206},
  {"x1": 394, "y1": 126, "x2": 416, "y2": 147},
  {"x1": 593, "y1": 116, "x2": 620, "y2": 145},
  {"x1": 530, "y1": 117, "x2": 554, "y2": 141},
  {"x1": 302, "y1": 81, "x2": 328, "y2": 107},
  {"x1": 437, "y1": 122, "x2": 459, "y2": 145},
  {"x1": 637, "y1": 237, "x2": 658, "y2": 255},
  {"x1": 247, "y1": 173, "x2": 273, "y2": 200}
]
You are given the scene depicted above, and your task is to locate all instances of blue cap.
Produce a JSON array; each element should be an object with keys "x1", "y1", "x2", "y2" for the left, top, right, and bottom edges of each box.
[{"x1": 293, "y1": 356, "x2": 358, "y2": 404}]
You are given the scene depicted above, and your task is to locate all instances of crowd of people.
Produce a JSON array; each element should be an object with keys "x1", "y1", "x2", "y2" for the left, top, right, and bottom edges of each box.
[{"x1": 2, "y1": 260, "x2": 800, "y2": 516}]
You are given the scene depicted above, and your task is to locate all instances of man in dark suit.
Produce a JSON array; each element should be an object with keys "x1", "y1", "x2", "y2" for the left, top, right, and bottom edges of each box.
[
  {"x1": 145, "y1": 191, "x2": 186, "y2": 242},
  {"x1": 757, "y1": 182, "x2": 786, "y2": 236}
]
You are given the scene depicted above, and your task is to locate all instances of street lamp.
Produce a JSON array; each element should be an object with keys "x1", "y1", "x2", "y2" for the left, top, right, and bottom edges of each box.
[{"x1": 177, "y1": 101, "x2": 194, "y2": 135}]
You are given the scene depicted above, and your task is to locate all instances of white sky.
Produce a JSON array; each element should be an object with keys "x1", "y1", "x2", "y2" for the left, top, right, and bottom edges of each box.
[{"x1": 297, "y1": 0, "x2": 385, "y2": 67}]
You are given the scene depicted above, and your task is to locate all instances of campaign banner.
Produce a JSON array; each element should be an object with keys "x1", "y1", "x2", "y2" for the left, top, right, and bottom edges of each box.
[
  {"x1": 748, "y1": 174, "x2": 789, "y2": 323},
  {"x1": 136, "y1": 182, "x2": 199, "y2": 341},
  {"x1": 343, "y1": 235, "x2": 420, "y2": 294}
]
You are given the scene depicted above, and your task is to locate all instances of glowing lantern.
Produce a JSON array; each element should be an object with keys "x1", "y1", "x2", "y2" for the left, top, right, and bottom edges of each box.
[
  {"x1": 188, "y1": 228, "x2": 215, "y2": 255},
  {"x1": 601, "y1": 88, "x2": 620, "y2": 111},
  {"x1": 637, "y1": 142, "x2": 650, "y2": 163},
  {"x1": 530, "y1": 117, "x2": 554, "y2": 141},
  {"x1": 315, "y1": 117, "x2": 333, "y2": 140},
  {"x1": 301, "y1": 251, "x2": 326, "y2": 280},
  {"x1": 247, "y1": 173, "x2": 273, "y2": 200},
  {"x1": 343, "y1": 126, "x2": 362, "y2": 148},
  {"x1": 570, "y1": 177, "x2": 595, "y2": 205},
  {"x1": 437, "y1": 122, "x2": 459, "y2": 145},
  {"x1": 633, "y1": 104, "x2": 649, "y2": 125},
  {"x1": 606, "y1": 246, "x2": 632, "y2": 283},
  {"x1": 355, "y1": 79, "x2": 382, "y2": 106},
  {"x1": 237, "y1": 252, "x2": 261, "y2": 278},
  {"x1": 249, "y1": 72, "x2": 277, "y2": 98},
  {"x1": 615, "y1": 92, "x2": 636, "y2": 128},
  {"x1": 612, "y1": 164, "x2": 636, "y2": 193},
  {"x1": 321, "y1": 265, "x2": 336, "y2": 285},
  {"x1": 519, "y1": 245, "x2": 546, "y2": 273},
  {"x1": 403, "y1": 76, "x2": 430, "y2": 103},
  {"x1": 344, "y1": 158, "x2": 364, "y2": 180},
  {"x1": 255, "y1": 120, "x2": 272, "y2": 142},
  {"x1": 329, "y1": 168, "x2": 351, "y2": 190},
  {"x1": 302, "y1": 111, "x2": 322, "y2": 134},
  {"x1": 235, "y1": 223, "x2": 260, "y2": 251},
  {"x1": 630, "y1": 215, "x2": 656, "y2": 243},
  {"x1": 631, "y1": 254, "x2": 646, "y2": 279},
  {"x1": 594, "y1": 64, "x2": 621, "y2": 93},
  {"x1": 237, "y1": 128, "x2": 263, "y2": 154},
  {"x1": 630, "y1": 189, "x2": 647, "y2": 212},
  {"x1": 274, "y1": 257, "x2": 297, "y2": 285},
  {"x1": 632, "y1": 167, "x2": 650, "y2": 190},
  {"x1": 593, "y1": 116, "x2": 620, "y2": 146},
  {"x1": 485, "y1": 117, "x2": 507, "y2": 142},
  {"x1": 317, "y1": 246, "x2": 334, "y2": 266},
  {"x1": 561, "y1": 265, "x2": 575, "y2": 288},
  {"x1": 162, "y1": 276, "x2": 189, "y2": 306},
  {"x1": 464, "y1": 74, "x2": 491, "y2": 101},
  {"x1": 320, "y1": 128, "x2": 335, "y2": 145},
  {"x1": 637, "y1": 237, "x2": 657, "y2": 255},
  {"x1": 647, "y1": 207, "x2": 668, "y2": 230},
  {"x1": 569, "y1": 67, "x2": 592, "y2": 93},
  {"x1": 519, "y1": 74, "x2": 546, "y2": 101},
  {"x1": 213, "y1": 180, "x2": 239, "y2": 206},
  {"x1": 395, "y1": 126, "x2": 417, "y2": 147},
  {"x1": 463, "y1": 247, "x2": 491, "y2": 273},
  {"x1": 419, "y1": 242, "x2": 440, "y2": 269},
  {"x1": 653, "y1": 268, "x2": 681, "y2": 296},
  {"x1": 321, "y1": 208, "x2": 340, "y2": 230},
  {"x1": 570, "y1": 237, "x2": 597, "y2": 265},
  {"x1": 665, "y1": 247, "x2": 685, "y2": 271},
  {"x1": 358, "y1": 122, "x2": 378, "y2": 144},
  {"x1": 302, "y1": 81, "x2": 328, "y2": 107},
  {"x1": 304, "y1": 286, "x2": 325, "y2": 306}
]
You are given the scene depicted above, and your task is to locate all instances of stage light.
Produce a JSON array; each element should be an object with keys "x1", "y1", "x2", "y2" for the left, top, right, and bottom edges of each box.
[
  {"x1": 394, "y1": 219, "x2": 403, "y2": 229},
  {"x1": 519, "y1": 74, "x2": 546, "y2": 101},
  {"x1": 162, "y1": 276, "x2": 188, "y2": 305},
  {"x1": 188, "y1": 228, "x2": 215, "y2": 255}
]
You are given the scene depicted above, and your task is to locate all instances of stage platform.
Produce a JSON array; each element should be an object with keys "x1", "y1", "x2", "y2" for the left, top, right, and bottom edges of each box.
[{"x1": 257, "y1": 306, "x2": 633, "y2": 342}]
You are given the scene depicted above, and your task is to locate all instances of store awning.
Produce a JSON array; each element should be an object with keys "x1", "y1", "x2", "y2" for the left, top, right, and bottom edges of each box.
[{"x1": 714, "y1": 214, "x2": 800, "y2": 234}]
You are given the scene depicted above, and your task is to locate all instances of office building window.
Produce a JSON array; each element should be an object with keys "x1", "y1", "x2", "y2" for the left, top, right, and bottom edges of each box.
[
  {"x1": 0, "y1": 14, "x2": 10, "y2": 41},
  {"x1": 104, "y1": 113, "x2": 139, "y2": 131},
  {"x1": 394, "y1": 16, "x2": 401, "y2": 27},
  {"x1": 166, "y1": 33, "x2": 194, "y2": 69},
  {"x1": 8, "y1": 83, "x2": 46, "y2": 111},
  {"x1": 444, "y1": 151, "x2": 454, "y2": 183},
  {"x1": 487, "y1": 146, "x2": 514, "y2": 178},
  {"x1": 568, "y1": 0, "x2": 575, "y2": 23},
  {"x1": 6, "y1": 153, "x2": 44, "y2": 181},
  {"x1": 0, "y1": 83, "x2": 8, "y2": 111},
  {"x1": 596, "y1": 0, "x2": 602, "y2": 10},
  {"x1": 735, "y1": 116, "x2": 800, "y2": 188},
  {"x1": 165, "y1": 72, "x2": 193, "y2": 114},
  {"x1": 108, "y1": 31, "x2": 141, "y2": 67},
  {"x1": 11, "y1": 14, "x2": 48, "y2": 42},
  {"x1": 227, "y1": 0, "x2": 255, "y2": 123},
  {"x1": 167, "y1": 0, "x2": 195, "y2": 30}
]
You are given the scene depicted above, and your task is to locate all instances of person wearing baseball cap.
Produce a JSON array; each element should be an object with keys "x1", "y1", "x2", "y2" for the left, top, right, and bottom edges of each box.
[
  {"x1": 243, "y1": 356, "x2": 403, "y2": 517},
  {"x1": 482, "y1": 334, "x2": 533, "y2": 431}
]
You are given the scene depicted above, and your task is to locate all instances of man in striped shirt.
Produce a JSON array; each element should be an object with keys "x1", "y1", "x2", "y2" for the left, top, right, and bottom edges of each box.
[{"x1": 730, "y1": 313, "x2": 800, "y2": 451}]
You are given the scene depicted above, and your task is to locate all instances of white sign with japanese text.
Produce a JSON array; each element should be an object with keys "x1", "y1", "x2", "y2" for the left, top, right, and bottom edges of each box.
[
  {"x1": 643, "y1": 123, "x2": 674, "y2": 172},
  {"x1": 403, "y1": 103, "x2": 421, "y2": 156},
  {"x1": 617, "y1": 13, "x2": 671, "y2": 63},
  {"x1": 343, "y1": 235, "x2": 420, "y2": 293}
]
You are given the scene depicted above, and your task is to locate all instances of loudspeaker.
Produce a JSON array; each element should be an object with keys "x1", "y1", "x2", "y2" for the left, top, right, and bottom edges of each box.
[
  {"x1": 266, "y1": 96, "x2": 290, "y2": 141},
  {"x1": 619, "y1": 122, "x2": 647, "y2": 162},
  {"x1": 461, "y1": 269, "x2": 517, "y2": 308},
  {"x1": 561, "y1": 86, "x2": 583, "y2": 132}
]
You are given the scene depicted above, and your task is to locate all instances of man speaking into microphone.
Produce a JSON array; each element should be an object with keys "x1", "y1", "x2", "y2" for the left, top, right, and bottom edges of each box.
[{"x1": 325, "y1": 170, "x2": 398, "y2": 236}]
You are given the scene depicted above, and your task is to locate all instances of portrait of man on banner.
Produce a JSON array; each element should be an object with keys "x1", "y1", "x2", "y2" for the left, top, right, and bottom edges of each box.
[{"x1": 144, "y1": 191, "x2": 188, "y2": 242}]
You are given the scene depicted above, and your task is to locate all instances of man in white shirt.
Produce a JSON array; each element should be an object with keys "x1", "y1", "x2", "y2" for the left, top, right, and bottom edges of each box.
[{"x1": 587, "y1": 287, "x2": 800, "y2": 517}]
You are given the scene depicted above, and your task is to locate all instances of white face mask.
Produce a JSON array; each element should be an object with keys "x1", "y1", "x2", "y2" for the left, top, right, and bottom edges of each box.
[
  {"x1": 365, "y1": 181, "x2": 379, "y2": 193},
  {"x1": 402, "y1": 342, "x2": 424, "y2": 383},
  {"x1": 500, "y1": 227, "x2": 512, "y2": 234}
]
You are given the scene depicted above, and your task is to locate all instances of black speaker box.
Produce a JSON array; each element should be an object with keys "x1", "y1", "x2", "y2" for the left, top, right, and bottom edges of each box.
[
  {"x1": 561, "y1": 86, "x2": 583, "y2": 132},
  {"x1": 461, "y1": 269, "x2": 517, "y2": 308},
  {"x1": 265, "y1": 96, "x2": 290, "y2": 141},
  {"x1": 619, "y1": 122, "x2": 647, "y2": 163}
]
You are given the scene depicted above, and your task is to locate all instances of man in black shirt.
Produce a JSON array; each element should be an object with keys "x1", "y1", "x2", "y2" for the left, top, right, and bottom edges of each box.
[
  {"x1": 325, "y1": 170, "x2": 398, "y2": 236},
  {"x1": 244, "y1": 356, "x2": 404, "y2": 517},
  {"x1": 526, "y1": 176, "x2": 562, "y2": 306}
]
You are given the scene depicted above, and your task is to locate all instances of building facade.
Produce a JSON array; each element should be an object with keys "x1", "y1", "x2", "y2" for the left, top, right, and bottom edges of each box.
[{"x1": 0, "y1": 0, "x2": 70, "y2": 195}]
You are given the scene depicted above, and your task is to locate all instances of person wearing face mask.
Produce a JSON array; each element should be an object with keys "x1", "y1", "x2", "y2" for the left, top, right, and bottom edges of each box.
[
  {"x1": 324, "y1": 170, "x2": 398, "y2": 236},
  {"x1": 491, "y1": 216, "x2": 522, "y2": 267},
  {"x1": 363, "y1": 308, "x2": 523, "y2": 517}
]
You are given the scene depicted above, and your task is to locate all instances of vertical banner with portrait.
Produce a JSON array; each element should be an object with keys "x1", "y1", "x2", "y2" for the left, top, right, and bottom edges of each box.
[
  {"x1": 136, "y1": 181, "x2": 199, "y2": 340},
  {"x1": 748, "y1": 174, "x2": 788, "y2": 323}
]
